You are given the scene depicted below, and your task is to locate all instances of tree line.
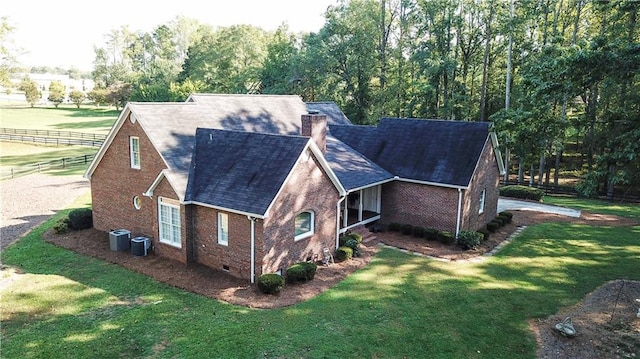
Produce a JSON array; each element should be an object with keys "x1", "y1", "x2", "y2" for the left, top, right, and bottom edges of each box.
[{"x1": 3, "y1": 1, "x2": 639, "y2": 199}]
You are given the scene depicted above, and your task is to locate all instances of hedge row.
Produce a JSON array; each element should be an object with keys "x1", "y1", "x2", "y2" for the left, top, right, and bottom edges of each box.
[
  {"x1": 258, "y1": 261, "x2": 319, "y2": 294},
  {"x1": 499, "y1": 185, "x2": 544, "y2": 201},
  {"x1": 486, "y1": 211, "x2": 513, "y2": 233},
  {"x1": 387, "y1": 222, "x2": 455, "y2": 245}
]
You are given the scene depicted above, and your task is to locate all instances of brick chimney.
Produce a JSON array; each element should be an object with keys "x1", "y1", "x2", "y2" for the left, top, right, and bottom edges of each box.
[{"x1": 301, "y1": 111, "x2": 327, "y2": 153}]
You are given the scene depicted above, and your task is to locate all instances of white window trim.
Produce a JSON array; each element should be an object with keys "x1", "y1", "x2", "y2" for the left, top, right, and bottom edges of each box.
[
  {"x1": 158, "y1": 197, "x2": 181, "y2": 248},
  {"x1": 218, "y1": 212, "x2": 229, "y2": 246},
  {"x1": 294, "y1": 211, "x2": 314, "y2": 241},
  {"x1": 479, "y1": 189, "x2": 486, "y2": 214},
  {"x1": 130, "y1": 136, "x2": 140, "y2": 169}
]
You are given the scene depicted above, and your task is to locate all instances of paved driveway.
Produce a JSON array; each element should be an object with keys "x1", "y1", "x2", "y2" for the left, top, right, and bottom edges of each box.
[{"x1": 497, "y1": 197, "x2": 581, "y2": 218}]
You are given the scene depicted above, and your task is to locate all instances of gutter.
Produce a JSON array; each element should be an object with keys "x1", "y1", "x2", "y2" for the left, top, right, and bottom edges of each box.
[
  {"x1": 247, "y1": 216, "x2": 257, "y2": 283},
  {"x1": 455, "y1": 188, "x2": 463, "y2": 238}
]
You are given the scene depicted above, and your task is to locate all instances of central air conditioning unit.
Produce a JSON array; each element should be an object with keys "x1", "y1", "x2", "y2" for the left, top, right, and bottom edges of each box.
[
  {"x1": 109, "y1": 229, "x2": 131, "y2": 251},
  {"x1": 131, "y1": 237, "x2": 151, "y2": 256}
]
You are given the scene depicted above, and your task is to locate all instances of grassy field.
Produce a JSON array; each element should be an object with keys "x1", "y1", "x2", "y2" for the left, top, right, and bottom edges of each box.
[
  {"x1": 0, "y1": 104, "x2": 118, "y2": 133},
  {"x1": 544, "y1": 195, "x2": 640, "y2": 220},
  {"x1": 2, "y1": 197, "x2": 639, "y2": 358},
  {"x1": 0, "y1": 105, "x2": 116, "y2": 177}
]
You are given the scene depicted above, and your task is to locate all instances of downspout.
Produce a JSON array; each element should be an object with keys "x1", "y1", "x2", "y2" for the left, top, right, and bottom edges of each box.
[
  {"x1": 336, "y1": 196, "x2": 346, "y2": 249},
  {"x1": 247, "y1": 216, "x2": 256, "y2": 284},
  {"x1": 455, "y1": 188, "x2": 463, "y2": 238}
]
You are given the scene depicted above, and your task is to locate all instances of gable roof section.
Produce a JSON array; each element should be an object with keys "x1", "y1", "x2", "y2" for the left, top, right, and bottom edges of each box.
[
  {"x1": 306, "y1": 102, "x2": 352, "y2": 126},
  {"x1": 185, "y1": 129, "x2": 337, "y2": 216},
  {"x1": 330, "y1": 118, "x2": 491, "y2": 188},
  {"x1": 325, "y1": 136, "x2": 393, "y2": 191}
]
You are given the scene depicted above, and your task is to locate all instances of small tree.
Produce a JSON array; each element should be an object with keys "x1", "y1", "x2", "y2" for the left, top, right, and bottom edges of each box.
[
  {"x1": 69, "y1": 90, "x2": 85, "y2": 108},
  {"x1": 106, "y1": 81, "x2": 133, "y2": 110},
  {"x1": 48, "y1": 80, "x2": 65, "y2": 107},
  {"x1": 87, "y1": 87, "x2": 109, "y2": 106},
  {"x1": 19, "y1": 77, "x2": 41, "y2": 107}
]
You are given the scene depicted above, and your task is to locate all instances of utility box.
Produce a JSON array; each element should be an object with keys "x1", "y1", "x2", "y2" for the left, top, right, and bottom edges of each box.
[
  {"x1": 109, "y1": 229, "x2": 131, "y2": 252},
  {"x1": 131, "y1": 237, "x2": 150, "y2": 256}
]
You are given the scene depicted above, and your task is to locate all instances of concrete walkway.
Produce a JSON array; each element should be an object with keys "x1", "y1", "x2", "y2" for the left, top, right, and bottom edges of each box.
[{"x1": 497, "y1": 197, "x2": 581, "y2": 218}]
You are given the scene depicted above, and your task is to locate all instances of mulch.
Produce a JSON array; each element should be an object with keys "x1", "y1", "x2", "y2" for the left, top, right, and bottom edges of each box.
[{"x1": 42, "y1": 209, "x2": 638, "y2": 309}]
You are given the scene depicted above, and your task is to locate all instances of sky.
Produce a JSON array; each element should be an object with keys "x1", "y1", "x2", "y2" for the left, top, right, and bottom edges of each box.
[{"x1": 4, "y1": 0, "x2": 338, "y2": 71}]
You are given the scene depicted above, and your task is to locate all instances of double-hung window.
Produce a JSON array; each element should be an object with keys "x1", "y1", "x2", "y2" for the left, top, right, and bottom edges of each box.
[
  {"x1": 218, "y1": 213, "x2": 229, "y2": 246},
  {"x1": 130, "y1": 136, "x2": 140, "y2": 169},
  {"x1": 294, "y1": 211, "x2": 314, "y2": 241},
  {"x1": 158, "y1": 197, "x2": 181, "y2": 247}
]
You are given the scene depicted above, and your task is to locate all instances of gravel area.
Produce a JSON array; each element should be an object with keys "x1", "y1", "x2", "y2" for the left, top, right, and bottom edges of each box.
[{"x1": 0, "y1": 173, "x2": 90, "y2": 252}]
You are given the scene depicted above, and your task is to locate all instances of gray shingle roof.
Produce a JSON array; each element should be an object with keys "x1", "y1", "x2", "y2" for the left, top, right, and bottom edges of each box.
[
  {"x1": 306, "y1": 102, "x2": 352, "y2": 126},
  {"x1": 325, "y1": 136, "x2": 393, "y2": 191},
  {"x1": 330, "y1": 118, "x2": 491, "y2": 187},
  {"x1": 185, "y1": 128, "x2": 310, "y2": 215}
]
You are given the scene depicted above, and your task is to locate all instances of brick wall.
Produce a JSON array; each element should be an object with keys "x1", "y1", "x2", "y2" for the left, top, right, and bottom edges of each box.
[
  {"x1": 191, "y1": 206, "x2": 254, "y2": 280},
  {"x1": 460, "y1": 138, "x2": 500, "y2": 231},
  {"x1": 91, "y1": 113, "x2": 171, "y2": 235},
  {"x1": 261, "y1": 152, "x2": 339, "y2": 274},
  {"x1": 381, "y1": 181, "x2": 459, "y2": 232}
]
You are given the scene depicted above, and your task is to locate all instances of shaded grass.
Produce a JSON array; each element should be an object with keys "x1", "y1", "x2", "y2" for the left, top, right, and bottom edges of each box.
[
  {"x1": 0, "y1": 142, "x2": 97, "y2": 177},
  {"x1": 2, "y1": 199, "x2": 639, "y2": 358},
  {"x1": 545, "y1": 195, "x2": 640, "y2": 220}
]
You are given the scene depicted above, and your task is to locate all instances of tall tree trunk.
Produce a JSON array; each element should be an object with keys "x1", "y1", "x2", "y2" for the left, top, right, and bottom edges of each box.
[
  {"x1": 529, "y1": 163, "x2": 535, "y2": 186},
  {"x1": 518, "y1": 159, "x2": 524, "y2": 184},
  {"x1": 503, "y1": 0, "x2": 514, "y2": 183},
  {"x1": 479, "y1": 2, "x2": 495, "y2": 122},
  {"x1": 553, "y1": 150, "x2": 562, "y2": 187}
]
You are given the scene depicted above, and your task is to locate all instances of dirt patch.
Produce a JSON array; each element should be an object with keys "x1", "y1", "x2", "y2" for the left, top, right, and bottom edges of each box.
[{"x1": 40, "y1": 209, "x2": 639, "y2": 358}]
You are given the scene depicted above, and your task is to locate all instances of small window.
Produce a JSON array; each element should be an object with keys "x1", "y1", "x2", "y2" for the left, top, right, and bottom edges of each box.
[
  {"x1": 133, "y1": 196, "x2": 141, "y2": 210},
  {"x1": 218, "y1": 213, "x2": 229, "y2": 246},
  {"x1": 479, "y1": 189, "x2": 486, "y2": 214},
  {"x1": 130, "y1": 136, "x2": 140, "y2": 169},
  {"x1": 294, "y1": 211, "x2": 314, "y2": 241}
]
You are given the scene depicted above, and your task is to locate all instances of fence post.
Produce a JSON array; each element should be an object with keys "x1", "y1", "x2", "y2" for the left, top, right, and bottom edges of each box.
[{"x1": 62, "y1": 158, "x2": 66, "y2": 168}]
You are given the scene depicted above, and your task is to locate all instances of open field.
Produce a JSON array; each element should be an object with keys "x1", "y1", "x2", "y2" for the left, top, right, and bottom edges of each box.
[
  {"x1": 0, "y1": 104, "x2": 118, "y2": 133},
  {"x1": 1, "y1": 196, "x2": 639, "y2": 358}
]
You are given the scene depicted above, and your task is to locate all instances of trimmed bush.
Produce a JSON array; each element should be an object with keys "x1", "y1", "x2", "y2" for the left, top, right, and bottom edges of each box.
[
  {"x1": 438, "y1": 231, "x2": 455, "y2": 245},
  {"x1": 499, "y1": 185, "x2": 544, "y2": 201},
  {"x1": 487, "y1": 221, "x2": 500, "y2": 233},
  {"x1": 285, "y1": 264, "x2": 308, "y2": 283},
  {"x1": 457, "y1": 230, "x2": 483, "y2": 250},
  {"x1": 346, "y1": 232, "x2": 363, "y2": 244},
  {"x1": 388, "y1": 222, "x2": 401, "y2": 232},
  {"x1": 344, "y1": 238, "x2": 360, "y2": 257},
  {"x1": 499, "y1": 211, "x2": 513, "y2": 220},
  {"x1": 493, "y1": 217, "x2": 505, "y2": 227},
  {"x1": 257, "y1": 273, "x2": 284, "y2": 294},
  {"x1": 412, "y1": 226, "x2": 425, "y2": 238},
  {"x1": 423, "y1": 228, "x2": 439, "y2": 241},
  {"x1": 299, "y1": 262, "x2": 318, "y2": 280},
  {"x1": 68, "y1": 208, "x2": 93, "y2": 230},
  {"x1": 53, "y1": 218, "x2": 70, "y2": 234},
  {"x1": 476, "y1": 228, "x2": 490, "y2": 241},
  {"x1": 401, "y1": 224, "x2": 414, "y2": 235},
  {"x1": 335, "y1": 246, "x2": 353, "y2": 261},
  {"x1": 497, "y1": 213, "x2": 512, "y2": 224}
]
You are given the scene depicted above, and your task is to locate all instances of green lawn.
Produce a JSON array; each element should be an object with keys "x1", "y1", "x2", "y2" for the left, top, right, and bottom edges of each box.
[
  {"x1": 0, "y1": 104, "x2": 118, "y2": 133},
  {"x1": 544, "y1": 195, "x2": 640, "y2": 220},
  {"x1": 1, "y1": 197, "x2": 639, "y2": 358}
]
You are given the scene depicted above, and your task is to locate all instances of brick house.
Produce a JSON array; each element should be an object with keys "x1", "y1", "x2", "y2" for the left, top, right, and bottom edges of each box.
[{"x1": 85, "y1": 94, "x2": 504, "y2": 282}]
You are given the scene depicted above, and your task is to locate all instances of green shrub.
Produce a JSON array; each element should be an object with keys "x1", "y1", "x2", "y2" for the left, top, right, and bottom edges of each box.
[
  {"x1": 499, "y1": 211, "x2": 513, "y2": 220},
  {"x1": 346, "y1": 232, "x2": 363, "y2": 244},
  {"x1": 68, "y1": 208, "x2": 93, "y2": 230},
  {"x1": 412, "y1": 226, "x2": 425, "y2": 238},
  {"x1": 423, "y1": 228, "x2": 439, "y2": 241},
  {"x1": 476, "y1": 228, "x2": 490, "y2": 241},
  {"x1": 299, "y1": 261, "x2": 318, "y2": 280},
  {"x1": 438, "y1": 231, "x2": 455, "y2": 245},
  {"x1": 344, "y1": 238, "x2": 360, "y2": 257},
  {"x1": 401, "y1": 224, "x2": 414, "y2": 235},
  {"x1": 493, "y1": 217, "x2": 505, "y2": 227},
  {"x1": 388, "y1": 222, "x2": 401, "y2": 232},
  {"x1": 335, "y1": 246, "x2": 353, "y2": 261},
  {"x1": 53, "y1": 218, "x2": 70, "y2": 234},
  {"x1": 497, "y1": 213, "x2": 512, "y2": 224},
  {"x1": 285, "y1": 264, "x2": 308, "y2": 283},
  {"x1": 499, "y1": 185, "x2": 544, "y2": 201},
  {"x1": 257, "y1": 273, "x2": 285, "y2": 294},
  {"x1": 487, "y1": 221, "x2": 500, "y2": 233},
  {"x1": 457, "y1": 230, "x2": 483, "y2": 250}
]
